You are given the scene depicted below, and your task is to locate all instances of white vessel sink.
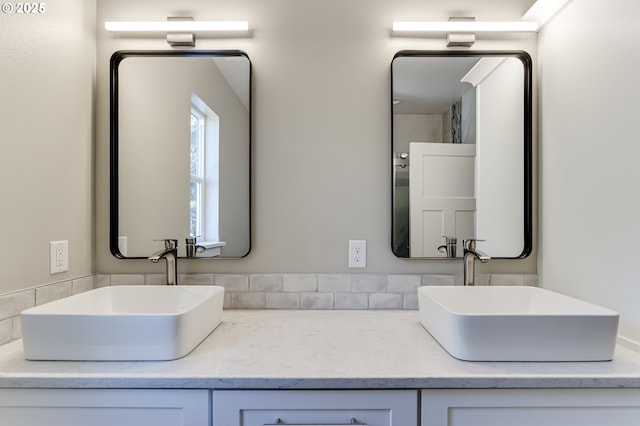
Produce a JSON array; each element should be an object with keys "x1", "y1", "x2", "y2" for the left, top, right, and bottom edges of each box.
[
  {"x1": 21, "y1": 285, "x2": 224, "y2": 361},
  {"x1": 418, "y1": 286, "x2": 619, "y2": 362}
]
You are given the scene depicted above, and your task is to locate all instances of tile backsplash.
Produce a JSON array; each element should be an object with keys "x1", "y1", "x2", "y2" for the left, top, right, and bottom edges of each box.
[
  {"x1": 0, "y1": 272, "x2": 538, "y2": 346},
  {"x1": 97, "y1": 273, "x2": 538, "y2": 310},
  {"x1": 0, "y1": 275, "x2": 95, "y2": 346}
]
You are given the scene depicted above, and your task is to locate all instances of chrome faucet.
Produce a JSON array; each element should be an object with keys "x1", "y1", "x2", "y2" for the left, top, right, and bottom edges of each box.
[
  {"x1": 148, "y1": 239, "x2": 178, "y2": 285},
  {"x1": 185, "y1": 237, "x2": 197, "y2": 258},
  {"x1": 463, "y1": 239, "x2": 490, "y2": 286},
  {"x1": 437, "y1": 235, "x2": 458, "y2": 258}
]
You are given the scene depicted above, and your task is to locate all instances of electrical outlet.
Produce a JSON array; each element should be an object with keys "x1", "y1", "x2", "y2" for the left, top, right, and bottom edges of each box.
[
  {"x1": 50, "y1": 240, "x2": 69, "y2": 274},
  {"x1": 348, "y1": 240, "x2": 366, "y2": 268}
]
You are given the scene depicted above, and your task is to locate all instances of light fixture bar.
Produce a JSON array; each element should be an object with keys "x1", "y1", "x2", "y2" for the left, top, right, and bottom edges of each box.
[
  {"x1": 392, "y1": 21, "x2": 538, "y2": 33},
  {"x1": 104, "y1": 21, "x2": 249, "y2": 33}
]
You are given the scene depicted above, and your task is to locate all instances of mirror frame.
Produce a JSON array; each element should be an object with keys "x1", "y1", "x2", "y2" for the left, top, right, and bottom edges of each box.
[
  {"x1": 390, "y1": 50, "x2": 532, "y2": 259},
  {"x1": 109, "y1": 50, "x2": 252, "y2": 259}
]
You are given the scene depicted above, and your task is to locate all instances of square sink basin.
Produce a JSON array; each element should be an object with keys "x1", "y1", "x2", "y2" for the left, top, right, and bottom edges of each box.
[
  {"x1": 21, "y1": 285, "x2": 224, "y2": 361},
  {"x1": 418, "y1": 286, "x2": 619, "y2": 362}
]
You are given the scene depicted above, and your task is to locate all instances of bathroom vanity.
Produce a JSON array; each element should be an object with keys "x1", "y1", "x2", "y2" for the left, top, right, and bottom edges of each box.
[{"x1": 1, "y1": 310, "x2": 639, "y2": 425}]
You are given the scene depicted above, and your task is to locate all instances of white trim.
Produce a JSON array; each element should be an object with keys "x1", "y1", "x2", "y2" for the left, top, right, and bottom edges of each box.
[
  {"x1": 523, "y1": 0, "x2": 574, "y2": 30},
  {"x1": 617, "y1": 335, "x2": 640, "y2": 354},
  {"x1": 461, "y1": 57, "x2": 507, "y2": 88}
]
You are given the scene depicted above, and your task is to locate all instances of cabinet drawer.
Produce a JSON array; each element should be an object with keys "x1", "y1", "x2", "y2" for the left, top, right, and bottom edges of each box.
[
  {"x1": 422, "y1": 389, "x2": 640, "y2": 426},
  {"x1": 0, "y1": 388, "x2": 209, "y2": 426},
  {"x1": 213, "y1": 390, "x2": 417, "y2": 426}
]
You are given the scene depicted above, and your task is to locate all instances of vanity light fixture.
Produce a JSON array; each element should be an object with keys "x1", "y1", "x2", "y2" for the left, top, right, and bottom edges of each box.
[
  {"x1": 391, "y1": 20, "x2": 539, "y2": 34},
  {"x1": 392, "y1": 0, "x2": 574, "y2": 37},
  {"x1": 445, "y1": 17, "x2": 476, "y2": 47},
  {"x1": 104, "y1": 18, "x2": 250, "y2": 47},
  {"x1": 104, "y1": 20, "x2": 250, "y2": 33}
]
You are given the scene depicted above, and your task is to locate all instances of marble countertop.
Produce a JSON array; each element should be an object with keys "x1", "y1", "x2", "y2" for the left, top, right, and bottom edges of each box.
[{"x1": 1, "y1": 310, "x2": 640, "y2": 389}]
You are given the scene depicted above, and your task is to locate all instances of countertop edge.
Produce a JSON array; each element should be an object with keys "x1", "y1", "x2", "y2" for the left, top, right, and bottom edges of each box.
[{"x1": 2, "y1": 376, "x2": 640, "y2": 390}]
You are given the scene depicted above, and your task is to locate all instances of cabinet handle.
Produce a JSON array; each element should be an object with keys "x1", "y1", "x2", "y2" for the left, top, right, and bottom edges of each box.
[{"x1": 266, "y1": 417, "x2": 365, "y2": 426}]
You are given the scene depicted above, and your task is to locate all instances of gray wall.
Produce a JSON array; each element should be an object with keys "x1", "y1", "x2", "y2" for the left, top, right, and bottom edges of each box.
[
  {"x1": 96, "y1": 0, "x2": 538, "y2": 276},
  {"x1": 0, "y1": 0, "x2": 96, "y2": 295},
  {"x1": 0, "y1": 0, "x2": 539, "y2": 298},
  {"x1": 538, "y1": 0, "x2": 640, "y2": 345}
]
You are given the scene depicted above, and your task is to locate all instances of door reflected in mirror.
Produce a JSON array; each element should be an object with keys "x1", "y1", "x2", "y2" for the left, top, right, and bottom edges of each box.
[
  {"x1": 111, "y1": 51, "x2": 251, "y2": 259},
  {"x1": 391, "y1": 51, "x2": 532, "y2": 259}
]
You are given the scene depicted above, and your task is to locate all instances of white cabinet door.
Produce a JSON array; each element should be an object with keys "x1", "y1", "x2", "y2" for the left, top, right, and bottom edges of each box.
[
  {"x1": 0, "y1": 388, "x2": 209, "y2": 426},
  {"x1": 422, "y1": 389, "x2": 640, "y2": 426},
  {"x1": 213, "y1": 390, "x2": 417, "y2": 426}
]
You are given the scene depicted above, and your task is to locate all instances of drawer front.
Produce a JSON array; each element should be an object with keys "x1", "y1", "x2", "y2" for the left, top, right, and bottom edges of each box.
[
  {"x1": 422, "y1": 389, "x2": 640, "y2": 426},
  {"x1": 0, "y1": 389, "x2": 209, "y2": 426},
  {"x1": 213, "y1": 390, "x2": 417, "y2": 426}
]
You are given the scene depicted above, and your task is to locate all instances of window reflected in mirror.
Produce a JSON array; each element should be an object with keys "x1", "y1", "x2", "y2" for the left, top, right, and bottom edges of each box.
[{"x1": 190, "y1": 93, "x2": 220, "y2": 243}]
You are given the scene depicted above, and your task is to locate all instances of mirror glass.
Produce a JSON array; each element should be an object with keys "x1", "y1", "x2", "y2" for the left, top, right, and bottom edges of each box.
[
  {"x1": 391, "y1": 51, "x2": 531, "y2": 259},
  {"x1": 110, "y1": 50, "x2": 251, "y2": 259}
]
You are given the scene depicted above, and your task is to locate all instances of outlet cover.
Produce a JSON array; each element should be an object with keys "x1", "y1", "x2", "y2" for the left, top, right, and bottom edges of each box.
[
  {"x1": 118, "y1": 236, "x2": 128, "y2": 257},
  {"x1": 348, "y1": 239, "x2": 366, "y2": 268},
  {"x1": 50, "y1": 240, "x2": 69, "y2": 274}
]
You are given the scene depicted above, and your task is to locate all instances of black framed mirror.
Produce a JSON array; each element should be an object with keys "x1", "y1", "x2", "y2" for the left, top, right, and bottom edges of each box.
[
  {"x1": 391, "y1": 51, "x2": 532, "y2": 259},
  {"x1": 110, "y1": 50, "x2": 251, "y2": 259}
]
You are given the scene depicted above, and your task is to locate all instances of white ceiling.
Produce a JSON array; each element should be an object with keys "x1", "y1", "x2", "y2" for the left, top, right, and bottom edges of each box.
[
  {"x1": 392, "y1": 56, "x2": 480, "y2": 114},
  {"x1": 213, "y1": 56, "x2": 251, "y2": 110}
]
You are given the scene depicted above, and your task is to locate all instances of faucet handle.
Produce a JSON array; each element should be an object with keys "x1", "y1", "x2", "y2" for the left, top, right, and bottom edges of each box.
[
  {"x1": 463, "y1": 239, "x2": 485, "y2": 250},
  {"x1": 185, "y1": 237, "x2": 197, "y2": 258},
  {"x1": 154, "y1": 239, "x2": 178, "y2": 250}
]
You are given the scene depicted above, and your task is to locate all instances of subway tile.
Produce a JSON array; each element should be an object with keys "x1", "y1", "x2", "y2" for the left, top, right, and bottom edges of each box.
[
  {"x1": 318, "y1": 274, "x2": 351, "y2": 292},
  {"x1": 249, "y1": 275, "x2": 283, "y2": 292},
  {"x1": 474, "y1": 274, "x2": 491, "y2": 286},
  {"x1": 352, "y1": 274, "x2": 386, "y2": 293},
  {"x1": 215, "y1": 275, "x2": 249, "y2": 292},
  {"x1": 300, "y1": 293, "x2": 333, "y2": 309},
  {"x1": 231, "y1": 293, "x2": 266, "y2": 309},
  {"x1": 0, "y1": 318, "x2": 12, "y2": 346},
  {"x1": 179, "y1": 274, "x2": 214, "y2": 285},
  {"x1": 334, "y1": 293, "x2": 368, "y2": 310},
  {"x1": 524, "y1": 274, "x2": 539, "y2": 287},
  {"x1": 387, "y1": 275, "x2": 421, "y2": 293},
  {"x1": 11, "y1": 316, "x2": 22, "y2": 339},
  {"x1": 145, "y1": 274, "x2": 167, "y2": 285},
  {"x1": 266, "y1": 293, "x2": 300, "y2": 309},
  {"x1": 283, "y1": 274, "x2": 317, "y2": 292},
  {"x1": 421, "y1": 274, "x2": 456, "y2": 286},
  {"x1": 369, "y1": 293, "x2": 403, "y2": 310},
  {"x1": 110, "y1": 274, "x2": 145, "y2": 286},
  {"x1": 491, "y1": 274, "x2": 524, "y2": 286},
  {"x1": 0, "y1": 272, "x2": 541, "y2": 347},
  {"x1": 0, "y1": 290, "x2": 34, "y2": 321},
  {"x1": 95, "y1": 274, "x2": 111, "y2": 288},
  {"x1": 72, "y1": 276, "x2": 94, "y2": 294},
  {"x1": 454, "y1": 273, "x2": 464, "y2": 286},
  {"x1": 403, "y1": 292, "x2": 419, "y2": 310},
  {"x1": 36, "y1": 281, "x2": 73, "y2": 306}
]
